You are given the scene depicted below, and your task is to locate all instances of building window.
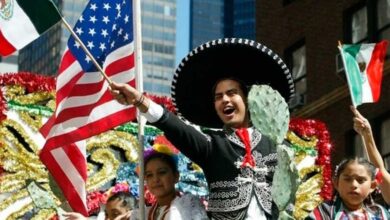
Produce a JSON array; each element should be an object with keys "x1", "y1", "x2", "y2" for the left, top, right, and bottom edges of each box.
[
  {"x1": 345, "y1": 1, "x2": 390, "y2": 56},
  {"x1": 285, "y1": 40, "x2": 306, "y2": 109},
  {"x1": 351, "y1": 6, "x2": 368, "y2": 43},
  {"x1": 380, "y1": 118, "x2": 390, "y2": 169}
]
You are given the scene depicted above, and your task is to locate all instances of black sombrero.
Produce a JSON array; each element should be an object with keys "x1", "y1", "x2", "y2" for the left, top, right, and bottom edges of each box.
[{"x1": 171, "y1": 38, "x2": 295, "y2": 128}]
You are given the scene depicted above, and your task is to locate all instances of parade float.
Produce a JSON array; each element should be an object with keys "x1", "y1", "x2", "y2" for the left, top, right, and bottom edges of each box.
[{"x1": 0, "y1": 72, "x2": 332, "y2": 219}]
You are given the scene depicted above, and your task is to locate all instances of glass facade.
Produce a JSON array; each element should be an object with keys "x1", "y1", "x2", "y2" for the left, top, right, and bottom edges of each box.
[
  {"x1": 18, "y1": 0, "x2": 63, "y2": 76},
  {"x1": 189, "y1": 0, "x2": 255, "y2": 49},
  {"x1": 142, "y1": 0, "x2": 177, "y2": 97},
  {"x1": 190, "y1": 0, "x2": 225, "y2": 48},
  {"x1": 231, "y1": 0, "x2": 256, "y2": 39}
]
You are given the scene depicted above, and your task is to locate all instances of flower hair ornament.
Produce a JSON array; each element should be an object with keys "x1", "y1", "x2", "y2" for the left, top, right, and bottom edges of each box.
[
  {"x1": 144, "y1": 144, "x2": 179, "y2": 166},
  {"x1": 98, "y1": 182, "x2": 133, "y2": 206},
  {"x1": 106, "y1": 182, "x2": 130, "y2": 198},
  {"x1": 153, "y1": 135, "x2": 179, "y2": 154},
  {"x1": 136, "y1": 144, "x2": 180, "y2": 176}
]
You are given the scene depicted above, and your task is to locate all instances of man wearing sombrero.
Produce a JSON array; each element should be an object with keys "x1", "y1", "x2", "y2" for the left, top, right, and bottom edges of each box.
[{"x1": 111, "y1": 38, "x2": 295, "y2": 219}]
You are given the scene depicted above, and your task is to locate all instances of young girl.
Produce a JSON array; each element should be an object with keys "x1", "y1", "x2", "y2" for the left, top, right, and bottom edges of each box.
[
  {"x1": 308, "y1": 157, "x2": 390, "y2": 219},
  {"x1": 351, "y1": 106, "x2": 390, "y2": 204},
  {"x1": 131, "y1": 146, "x2": 208, "y2": 220}
]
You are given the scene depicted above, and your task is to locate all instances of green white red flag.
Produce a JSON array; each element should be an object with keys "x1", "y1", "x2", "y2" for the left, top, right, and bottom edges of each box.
[
  {"x1": 0, "y1": 0, "x2": 61, "y2": 56},
  {"x1": 338, "y1": 40, "x2": 388, "y2": 107}
]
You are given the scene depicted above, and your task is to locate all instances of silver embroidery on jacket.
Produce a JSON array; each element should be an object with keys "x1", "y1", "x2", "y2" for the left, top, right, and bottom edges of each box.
[{"x1": 207, "y1": 150, "x2": 277, "y2": 214}]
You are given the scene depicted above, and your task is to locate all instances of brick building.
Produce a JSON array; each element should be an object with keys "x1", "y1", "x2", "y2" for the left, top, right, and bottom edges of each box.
[{"x1": 256, "y1": 0, "x2": 390, "y2": 166}]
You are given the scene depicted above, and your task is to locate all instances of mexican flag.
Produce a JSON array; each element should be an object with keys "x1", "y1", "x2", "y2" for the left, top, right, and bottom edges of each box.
[
  {"x1": 338, "y1": 40, "x2": 388, "y2": 107},
  {"x1": 0, "y1": 0, "x2": 61, "y2": 56}
]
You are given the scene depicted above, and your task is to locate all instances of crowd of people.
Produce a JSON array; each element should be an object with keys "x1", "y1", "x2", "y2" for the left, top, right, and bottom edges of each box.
[{"x1": 62, "y1": 38, "x2": 389, "y2": 219}]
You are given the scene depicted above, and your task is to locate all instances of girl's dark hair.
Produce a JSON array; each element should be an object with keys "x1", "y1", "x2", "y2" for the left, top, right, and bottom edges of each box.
[
  {"x1": 334, "y1": 157, "x2": 378, "y2": 206},
  {"x1": 107, "y1": 191, "x2": 138, "y2": 210},
  {"x1": 211, "y1": 77, "x2": 249, "y2": 99},
  {"x1": 334, "y1": 157, "x2": 376, "y2": 180},
  {"x1": 144, "y1": 152, "x2": 178, "y2": 173}
]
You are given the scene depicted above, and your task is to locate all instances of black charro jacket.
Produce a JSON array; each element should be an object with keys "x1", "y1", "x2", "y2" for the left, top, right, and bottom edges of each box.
[{"x1": 152, "y1": 110, "x2": 278, "y2": 220}]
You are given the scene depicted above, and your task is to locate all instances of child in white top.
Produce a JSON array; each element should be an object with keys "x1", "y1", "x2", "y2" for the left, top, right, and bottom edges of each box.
[{"x1": 131, "y1": 148, "x2": 208, "y2": 220}]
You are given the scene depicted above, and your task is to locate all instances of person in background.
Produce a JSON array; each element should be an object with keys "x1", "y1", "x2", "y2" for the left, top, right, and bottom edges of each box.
[
  {"x1": 351, "y1": 106, "x2": 390, "y2": 204},
  {"x1": 131, "y1": 147, "x2": 208, "y2": 220},
  {"x1": 63, "y1": 191, "x2": 138, "y2": 220},
  {"x1": 307, "y1": 157, "x2": 390, "y2": 219}
]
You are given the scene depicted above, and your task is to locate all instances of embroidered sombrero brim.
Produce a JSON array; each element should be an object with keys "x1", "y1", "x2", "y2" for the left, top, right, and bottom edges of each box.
[{"x1": 172, "y1": 38, "x2": 295, "y2": 128}]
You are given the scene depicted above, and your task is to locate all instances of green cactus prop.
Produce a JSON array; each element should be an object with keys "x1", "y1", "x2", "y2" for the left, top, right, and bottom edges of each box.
[
  {"x1": 248, "y1": 85, "x2": 290, "y2": 144},
  {"x1": 271, "y1": 144, "x2": 300, "y2": 219}
]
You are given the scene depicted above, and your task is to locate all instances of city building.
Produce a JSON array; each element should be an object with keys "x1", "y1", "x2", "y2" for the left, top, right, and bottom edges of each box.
[
  {"x1": 17, "y1": 0, "x2": 63, "y2": 76},
  {"x1": 0, "y1": 52, "x2": 18, "y2": 73},
  {"x1": 256, "y1": 0, "x2": 390, "y2": 166},
  {"x1": 228, "y1": 0, "x2": 256, "y2": 40},
  {"x1": 189, "y1": 0, "x2": 256, "y2": 49},
  {"x1": 141, "y1": 0, "x2": 177, "y2": 96}
]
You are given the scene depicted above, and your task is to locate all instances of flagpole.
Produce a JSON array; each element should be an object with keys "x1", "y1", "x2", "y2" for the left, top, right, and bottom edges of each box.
[
  {"x1": 61, "y1": 18, "x2": 112, "y2": 84},
  {"x1": 339, "y1": 40, "x2": 370, "y2": 160},
  {"x1": 133, "y1": 0, "x2": 146, "y2": 219}
]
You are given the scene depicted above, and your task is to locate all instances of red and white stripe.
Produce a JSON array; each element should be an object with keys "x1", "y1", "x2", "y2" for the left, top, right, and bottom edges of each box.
[
  {"x1": 40, "y1": 42, "x2": 136, "y2": 149},
  {"x1": 39, "y1": 42, "x2": 136, "y2": 216},
  {"x1": 39, "y1": 141, "x2": 88, "y2": 214}
]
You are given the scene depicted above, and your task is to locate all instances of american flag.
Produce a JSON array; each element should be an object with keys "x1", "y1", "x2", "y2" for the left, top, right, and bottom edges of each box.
[{"x1": 39, "y1": 0, "x2": 136, "y2": 215}]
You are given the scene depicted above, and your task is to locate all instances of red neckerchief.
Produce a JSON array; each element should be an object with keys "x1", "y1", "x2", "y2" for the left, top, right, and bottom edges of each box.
[{"x1": 235, "y1": 128, "x2": 255, "y2": 168}]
